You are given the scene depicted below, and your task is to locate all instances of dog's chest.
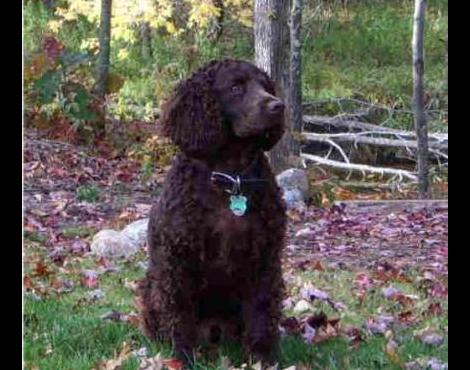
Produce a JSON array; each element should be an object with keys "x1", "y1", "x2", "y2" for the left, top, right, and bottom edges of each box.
[{"x1": 200, "y1": 195, "x2": 261, "y2": 271}]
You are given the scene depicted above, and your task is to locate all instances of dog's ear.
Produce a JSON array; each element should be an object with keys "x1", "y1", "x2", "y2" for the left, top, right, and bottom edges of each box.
[{"x1": 161, "y1": 68, "x2": 226, "y2": 156}]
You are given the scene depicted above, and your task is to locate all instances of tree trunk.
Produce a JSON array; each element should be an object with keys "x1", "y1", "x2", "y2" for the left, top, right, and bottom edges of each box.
[
  {"x1": 96, "y1": 0, "x2": 112, "y2": 98},
  {"x1": 443, "y1": 32, "x2": 448, "y2": 99},
  {"x1": 139, "y1": 22, "x2": 152, "y2": 60},
  {"x1": 290, "y1": 0, "x2": 303, "y2": 157},
  {"x1": 254, "y1": 0, "x2": 291, "y2": 174},
  {"x1": 209, "y1": 0, "x2": 225, "y2": 42},
  {"x1": 140, "y1": 21, "x2": 152, "y2": 60},
  {"x1": 412, "y1": 0, "x2": 429, "y2": 199}
]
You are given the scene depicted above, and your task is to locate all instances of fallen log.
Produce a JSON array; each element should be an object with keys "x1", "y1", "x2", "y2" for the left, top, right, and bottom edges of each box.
[
  {"x1": 334, "y1": 199, "x2": 448, "y2": 213},
  {"x1": 301, "y1": 132, "x2": 448, "y2": 161},
  {"x1": 303, "y1": 115, "x2": 448, "y2": 142},
  {"x1": 336, "y1": 181, "x2": 414, "y2": 190},
  {"x1": 301, "y1": 153, "x2": 418, "y2": 181}
]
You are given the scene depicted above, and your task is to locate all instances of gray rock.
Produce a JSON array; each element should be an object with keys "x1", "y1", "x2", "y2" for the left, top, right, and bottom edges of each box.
[
  {"x1": 90, "y1": 218, "x2": 149, "y2": 259},
  {"x1": 293, "y1": 299, "x2": 312, "y2": 314},
  {"x1": 276, "y1": 168, "x2": 309, "y2": 208},
  {"x1": 302, "y1": 322, "x2": 316, "y2": 344},
  {"x1": 90, "y1": 229, "x2": 138, "y2": 259},
  {"x1": 137, "y1": 261, "x2": 149, "y2": 270},
  {"x1": 426, "y1": 358, "x2": 448, "y2": 370},
  {"x1": 88, "y1": 289, "x2": 105, "y2": 301},
  {"x1": 382, "y1": 285, "x2": 401, "y2": 299},
  {"x1": 421, "y1": 334, "x2": 444, "y2": 347},
  {"x1": 121, "y1": 218, "x2": 149, "y2": 247},
  {"x1": 282, "y1": 189, "x2": 306, "y2": 209}
]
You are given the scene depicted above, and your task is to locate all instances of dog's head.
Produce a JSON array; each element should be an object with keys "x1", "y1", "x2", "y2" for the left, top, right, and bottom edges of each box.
[{"x1": 160, "y1": 59, "x2": 285, "y2": 157}]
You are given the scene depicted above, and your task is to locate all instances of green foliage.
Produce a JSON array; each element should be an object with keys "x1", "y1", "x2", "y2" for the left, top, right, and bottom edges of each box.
[
  {"x1": 24, "y1": 0, "x2": 448, "y2": 132},
  {"x1": 302, "y1": 1, "x2": 448, "y2": 113},
  {"x1": 116, "y1": 79, "x2": 155, "y2": 111},
  {"x1": 76, "y1": 185, "x2": 101, "y2": 203},
  {"x1": 60, "y1": 226, "x2": 96, "y2": 238},
  {"x1": 24, "y1": 34, "x2": 102, "y2": 140},
  {"x1": 58, "y1": 15, "x2": 98, "y2": 53},
  {"x1": 33, "y1": 70, "x2": 62, "y2": 105},
  {"x1": 24, "y1": 230, "x2": 48, "y2": 244},
  {"x1": 127, "y1": 135, "x2": 178, "y2": 175},
  {"x1": 24, "y1": 1, "x2": 52, "y2": 54}
]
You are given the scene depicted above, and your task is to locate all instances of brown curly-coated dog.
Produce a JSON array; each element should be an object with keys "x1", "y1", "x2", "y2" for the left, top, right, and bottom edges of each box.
[{"x1": 139, "y1": 59, "x2": 287, "y2": 366}]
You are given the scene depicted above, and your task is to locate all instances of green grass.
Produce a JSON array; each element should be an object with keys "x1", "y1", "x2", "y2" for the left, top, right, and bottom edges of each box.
[
  {"x1": 60, "y1": 226, "x2": 96, "y2": 239},
  {"x1": 24, "y1": 230, "x2": 48, "y2": 244},
  {"x1": 24, "y1": 245, "x2": 448, "y2": 370},
  {"x1": 76, "y1": 185, "x2": 101, "y2": 203}
]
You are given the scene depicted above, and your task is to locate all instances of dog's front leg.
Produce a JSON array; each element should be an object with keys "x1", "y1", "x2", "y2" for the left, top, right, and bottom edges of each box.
[
  {"x1": 242, "y1": 259, "x2": 284, "y2": 366},
  {"x1": 165, "y1": 253, "x2": 199, "y2": 366}
]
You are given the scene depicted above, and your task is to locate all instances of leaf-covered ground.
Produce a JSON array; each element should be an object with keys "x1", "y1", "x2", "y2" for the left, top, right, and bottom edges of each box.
[{"x1": 23, "y1": 131, "x2": 448, "y2": 370}]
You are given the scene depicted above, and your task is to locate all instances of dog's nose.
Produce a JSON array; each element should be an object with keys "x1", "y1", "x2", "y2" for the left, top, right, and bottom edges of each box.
[{"x1": 268, "y1": 100, "x2": 285, "y2": 115}]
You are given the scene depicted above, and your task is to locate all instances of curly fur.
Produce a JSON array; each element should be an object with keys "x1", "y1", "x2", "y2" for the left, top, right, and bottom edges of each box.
[{"x1": 139, "y1": 59, "x2": 287, "y2": 366}]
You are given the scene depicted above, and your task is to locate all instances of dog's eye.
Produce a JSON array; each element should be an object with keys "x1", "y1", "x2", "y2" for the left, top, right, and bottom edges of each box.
[{"x1": 231, "y1": 85, "x2": 242, "y2": 94}]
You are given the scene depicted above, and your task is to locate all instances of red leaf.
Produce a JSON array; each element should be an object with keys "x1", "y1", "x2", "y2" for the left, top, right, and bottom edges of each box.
[
  {"x1": 306, "y1": 312, "x2": 328, "y2": 329},
  {"x1": 425, "y1": 302, "x2": 443, "y2": 317},
  {"x1": 280, "y1": 316, "x2": 301, "y2": 335},
  {"x1": 430, "y1": 282, "x2": 448, "y2": 298},
  {"x1": 34, "y1": 261, "x2": 53, "y2": 277},
  {"x1": 398, "y1": 310, "x2": 416, "y2": 325},
  {"x1": 162, "y1": 358, "x2": 184, "y2": 370},
  {"x1": 80, "y1": 270, "x2": 99, "y2": 289},
  {"x1": 24, "y1": 275, "x2": 33, "y2": 290},
  {"x1": 41, "y1": 36, "x2": 65, "y2": 63},
  {"x1": 97, "y1": 256, "x2": 112, "y2": 268}
]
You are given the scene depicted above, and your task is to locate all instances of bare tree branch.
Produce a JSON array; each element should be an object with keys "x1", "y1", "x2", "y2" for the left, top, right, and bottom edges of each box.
[{"x1": 301, "y1": 153, "x2": 419, "y2": 181}]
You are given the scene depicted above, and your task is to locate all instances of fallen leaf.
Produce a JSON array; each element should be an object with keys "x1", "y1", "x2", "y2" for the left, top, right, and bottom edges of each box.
[
  {"x1": 382, "y1": 286, "x2": 401, "y2": 299},
  {"x1": 162, "y1": 358, "x2": 184, "y2": 370},
  {"x1": 34, "y1": 261, "x2": 53, "y2": 278},
  {"x1": 306, "y1": 312, "x2": 328, "y2": 329},
  {"x1": 300, "y1": 283, "x2": 329, "y2": 302},
  {"x1": 426, "y1": 358, "x2": 448, "y2": 370},
  {"x1": 420, "y1": 333, "x2": 444, "y2": 347},
  {"x1": 365, "y1": 315, "x2": 394, "y2": 335},
  {"x1": 295, "y1": 227, "x2": 315, "y2": 239},
  {"x1": 70, "y1": 239, "x2": 90, "y2": 254},
  {"x1": 97, "y1": 256, "x2": 112, "y2": 268},
  {"x1": 424, "y1": 302, "x2": 443, "y2": 317},
  {"x1": 45, "y1": 343, "x2": 53, "y2": 355},
  {"x1": 139, "y1": 353, "x2": 182, "y2": 370},
  {"x1": 24, "y1": 275, "x2": 33, "y2": 290},
  {"x1": 341, "y1": 325, "x2": 364, "y2": 348},
  {"x1": 280, "y1": 316, "x2": 301, "y2": 335},
  {"x1": 93, "y1": 341, "x2": 131, "y2": 370},
  {"x1": 124, "y1": 279, "x2": 139, "y2": 292},
  {"x1": 282, "y1": 297, "x2": 295, "y2": 310},
  {"x1": 430, "y1": 282, "x2": 448, "y2": 298},
  {"x1": 88, "y1": 289, "x2": 105, "y2": 300},
  {"x1": 30, "y1": 209, "x2": 48, "y2": 217},
  {"x1": 355, "y1": 272, "x2": 372, "y2": 291},
  {"x1": 80, "y1": 270, "x2": 99, "y2": 289},
  {"x1": 398, "y1": 310, "x2": 416, "y2": 325},
  {"x1": 384, "y1": 338, "x2": 402, "y2": 368},
  {"x1": 301, "y1": 322, "x2": 316, "y2": 344},
  {"x1": 102, "y1": 310, "x2": 127, "y2": 322}
]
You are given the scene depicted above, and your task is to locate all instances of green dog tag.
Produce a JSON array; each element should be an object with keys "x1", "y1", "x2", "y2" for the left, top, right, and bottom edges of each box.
[{"x1": 229, "y1": 195, "x2": 248, "y2": 216}]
